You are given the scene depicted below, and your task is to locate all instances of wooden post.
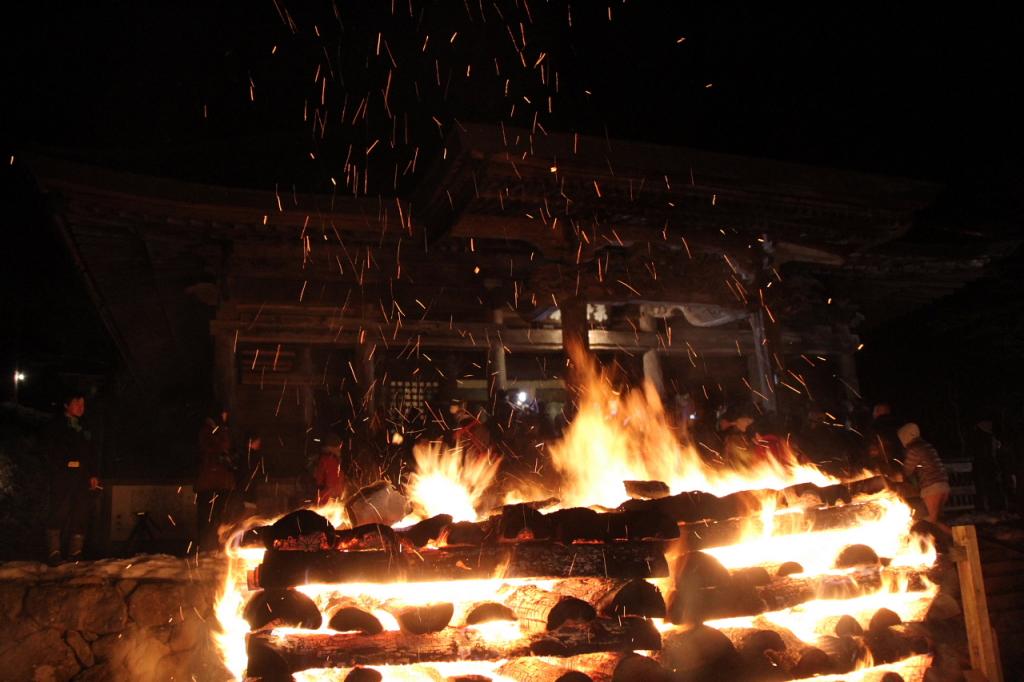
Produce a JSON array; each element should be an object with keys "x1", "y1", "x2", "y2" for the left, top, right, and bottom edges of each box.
[
  {"x1": 213, "y1": 332, "x2": 238, "y2": 417},
  {"x1": 560, "y1": 295, "x2": 590, "y2": 400},
  {"x1": 489, "y1": 309, "x2": 508, "y2": 395},
  {"x1": 952, "y1": 524, "x2": 1003, "y2": 682},
  {"x1": 747, "y1": 311, "x2": 776, "y2": 412}
]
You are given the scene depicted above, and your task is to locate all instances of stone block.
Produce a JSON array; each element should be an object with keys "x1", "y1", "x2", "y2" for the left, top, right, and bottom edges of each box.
[
  {"x1": 2, "y1": 627, "x2": 80, "y2": 681},
  {"x1": 127, "y1": 583, "x2": 189, "y2": 628},
  {"x1": 66, "y1": 630, "x2": 95, "y2": 668},
  {"x1": 0, "y1": 581, "x2": 26, "y2": 621},
  {"x1": 25, "y1": 583, "x2": 127, "y2": 634}
]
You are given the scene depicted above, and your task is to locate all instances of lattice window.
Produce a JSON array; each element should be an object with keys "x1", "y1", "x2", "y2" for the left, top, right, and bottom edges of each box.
[{"x1": 386, "y1": 380, "x2": 439, "y2": 412}]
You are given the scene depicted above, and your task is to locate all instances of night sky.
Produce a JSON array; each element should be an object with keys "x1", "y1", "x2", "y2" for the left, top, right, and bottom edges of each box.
[{"x1": 2, "y1": 2, "x2": 1023, "y2": 440}]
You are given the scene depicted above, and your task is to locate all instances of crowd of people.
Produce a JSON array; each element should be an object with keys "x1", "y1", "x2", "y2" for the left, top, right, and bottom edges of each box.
[{"x1": 38, "y1": 387, "x2": 1021, "y2": 561}]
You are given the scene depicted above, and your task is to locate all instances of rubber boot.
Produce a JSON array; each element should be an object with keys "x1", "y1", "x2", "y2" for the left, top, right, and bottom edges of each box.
[
  {"x1": 46, "y1": 529, "x2": 62, "y2": 566},
  {"x1": 68, "y1": 534, "x2": 85, "y2": 562}
]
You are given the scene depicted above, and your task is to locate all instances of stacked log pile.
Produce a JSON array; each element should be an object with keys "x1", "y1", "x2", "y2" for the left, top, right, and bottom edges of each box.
[{"x1": 242, "y1": 475, "x2": 948, "y2": 681}]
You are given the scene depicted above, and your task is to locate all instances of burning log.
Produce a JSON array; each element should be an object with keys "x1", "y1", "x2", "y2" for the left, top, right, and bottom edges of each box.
[
  {"x1": 669, "y1": 561, "x2": 929, "y2": 624},
  {"x1": 265, "y1": 509, "x2": 335, "y2": 550},
  {"x1": 498, "y1": 658, "x2": 592, "y2": 682},
  {"x1": 864, "y1": 623, "x2": 930, "y2": 664},
  {"x1": 396, "y1": 514, "x2": 453, "y2": 548},
  {"x1": 334, "y1": 524, "x2": 401, "y2": 552},
  {"x1": 328, "y1": 606, "x2": 384, "y2": 635},
  {"x1": 345, "y1": 668, "x2": 383, "y2": 682},
  {"x1": 659, "y1": 625, "x2": 742, "y2": 680},
  {"x1": 676, "y1": 500, "x2": 888, "y2": 551},
  {"x1": 246, "y1": 617, "x2": 661, "y2": 672},
  {"x1": 243, "y1": 589, "x2": 323, "y2": 630},
  {"x1": 462, "y1": 602, "x2": 517, "y2": 625},
  {"x1": 382, "y1": 601, "x2": 455, "y2": 635},
  {"x1": 623, "y1": 480, "x2": 671, "y2": 500},
  {"x1": 252, "y1": 541, "x2": 669, "y2": 588},
  {"x1": 835, "y1": 543, "x2": 880, "y2": 568},
  {"x1": 565, "y1": 652, "x2": 668, "y2": 682},
  {"x1": 499, "y1": 584, "x2": 596, "y2": 632},
  {"x1": 551, "y1": 577, "x2": 666, "y2": 618}
]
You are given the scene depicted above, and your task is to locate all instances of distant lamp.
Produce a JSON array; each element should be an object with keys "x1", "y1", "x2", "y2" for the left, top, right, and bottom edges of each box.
[
  {"x1": 516, "y1": 390, "x2": 528, "y2": 405},
  {"x1": 13, "y1": 371, "x2": 26, "y2": 383}
]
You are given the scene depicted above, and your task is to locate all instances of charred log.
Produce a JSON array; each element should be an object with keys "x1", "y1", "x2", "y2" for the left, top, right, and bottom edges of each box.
[
  {"x1": 659, "y1": 625, "x2": 742, "y2": 681},
  {"x1": 500, "y1": 584, "x2": 596, "y2": 632},
  {"x1": 498, "y1": 658, "x2": 592, "y2": 682},
  {"x1": 624, "y1": 480, "x2": 671, "y2": 500},
  {"x1": 243, "y1": 589, "x2": 322, "y2": 630},
  {"x1": 382, "y1": 601, "x2": 454, "y2": 634},
  {"x1": 566, "y1": 652, "x2": 668, "y2": 682},
  {"x1": 396, "y1": 514, "x2": 453, "y2": 548},
  {"x1": 462, "y1": 602, "x2": 517, "y2": 625},
  {"x1": 552, "y1": 577, "x2": 666, "y2": 618},
  {"x1": 246, "y1": 618, "x2": 661, "y2": 672},
  {"x1": 265, "y1": 510, "x2": 334, "y2": 550},
  {"x1": 328, "y1": 606, "x2": 384, "y2": 635}
]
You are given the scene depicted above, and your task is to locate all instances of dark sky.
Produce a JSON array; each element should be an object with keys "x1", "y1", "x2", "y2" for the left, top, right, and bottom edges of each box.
[
  {"x1": 4, "y1": 2, "x2": 1022, "y2": 186},
  {"x1": 2, "y1": 1, "x2": 1023, "y2": 430}
]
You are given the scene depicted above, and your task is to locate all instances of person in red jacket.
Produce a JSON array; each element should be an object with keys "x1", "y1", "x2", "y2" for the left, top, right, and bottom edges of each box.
[
  {"x1": 313, "y1": 433, "x2": 347, "y2": 506},
  {"x1": 195, "y1": 408, "x2": 235, "y2": 552}
]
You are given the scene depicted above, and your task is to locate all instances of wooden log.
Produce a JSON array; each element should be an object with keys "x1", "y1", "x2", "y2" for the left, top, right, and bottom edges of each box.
[
  {"x1": 659, "y1": 625, "x2": 742, "y2": 680},
  {"x1": 566, "y1": 652, "x2": 668, "y2": 682},
  {"x1": 264, "y1": 509, "x2": 335, "y2": 550},
  {"x1": 552, "y1": 578, "x2": 666, "y2": 618},
  {"x1": 382, "y1": 601, "x2": 454, "y2": 634},
  {"x1": 253, "y1": 541, "x2": 669, "y2": 588},
  {"x1": 346, "y1": 668, "x2": 382, "y2": 682},
  {"x1": 676, "y1": 500, "x2": 887, "y2": 552},
  {"x1": 462, "y1": 602, "x2": 517, "y2": 625},
  {"x1": 500, "y1": 584, "x2": 596, "y2": 632},
  {"x1": 334, "y1": 524, "x2": 401, "y2": 552},
  {"x1": 669, "y1": 566, "x2": 929, "y2": 624},
  {"x1": 396, "y1": 514, "x2": 453, "y2": 548},
  {"x1": 246, "y1": 617, "x2": 661, "y2": 672},
  {"x1": 328, "y1": 606, "x2": 384, "y2": 635},
  {"x1": 498, "y1": 658, "x2": 592, "y2": 682},
  {"x1": 243, "y1": 589, "x2": 323, "y2": 630},
  {"x1": 624, "y1": 480, "x2": 671, "y2": 500}
]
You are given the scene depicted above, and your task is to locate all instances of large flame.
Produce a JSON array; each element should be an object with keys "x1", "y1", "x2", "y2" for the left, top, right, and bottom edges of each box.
[
  {"x1": 406, "y1": 441, "x2": 501, "y2": 522},
  {"x1": 547, "y1": 351, "x2": 834, "y2": 508}
]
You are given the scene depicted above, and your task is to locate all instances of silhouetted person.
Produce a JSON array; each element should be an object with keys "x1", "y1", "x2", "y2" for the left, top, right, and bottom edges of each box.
[
  {"x1": 44, "y1": 391, "x2": 100, "y2": 564},
  {"x1": 195, "y1": 408, "x2": 235, "y2": 552},
  {"x1": 313, "y1": 433, "x2": 347, "y2": 505},
  {"x1": 866, "y1": 403, "x2": 903, "y2": 477},
  {"x1": 897, "y1": 423, "x2": 950, "y2": 528},
  {"x1": 967, "y1": 419, "x2": 1005, "y2": 511}
]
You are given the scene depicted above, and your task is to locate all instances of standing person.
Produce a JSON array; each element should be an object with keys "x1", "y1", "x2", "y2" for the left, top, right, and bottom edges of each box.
[
  {"x1": 867, "y1": 403, "x2": 904, "y2": 478},
  {"x1": 44, "y1": 391, "x2": 100, "y2": 565},
  {"x1": 966, "y1": 419, "x2": 1005, "y2": 512},
  {"x1": 195, "y1": 408, "x2": 235, "y2": 552},
  {"x1": 313, "y1": 433, "x2": 347, "y2": 505},
  {"x1": 897, "y1": 423, "x2": 950, "y2": 529}
]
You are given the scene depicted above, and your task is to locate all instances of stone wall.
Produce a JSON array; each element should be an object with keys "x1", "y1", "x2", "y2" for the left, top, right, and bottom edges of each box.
[{"x1": 0, "y1": 555, "x2": 231, "y2": 681}]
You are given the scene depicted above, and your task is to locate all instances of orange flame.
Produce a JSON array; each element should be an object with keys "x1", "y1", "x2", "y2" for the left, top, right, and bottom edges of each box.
[{"x1": 407, "y1": 441, "x2": 501, "y2": 522}]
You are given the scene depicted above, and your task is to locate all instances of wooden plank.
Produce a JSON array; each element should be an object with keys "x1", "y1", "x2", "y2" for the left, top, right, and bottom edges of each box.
[{"x1": 953, "y1": 524, "x2": 1004, "y2": 682}]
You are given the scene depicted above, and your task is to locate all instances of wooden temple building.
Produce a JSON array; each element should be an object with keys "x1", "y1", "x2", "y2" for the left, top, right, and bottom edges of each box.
[{"x1": 26, "y1": 124, "x2": 1003, "y2": 494}]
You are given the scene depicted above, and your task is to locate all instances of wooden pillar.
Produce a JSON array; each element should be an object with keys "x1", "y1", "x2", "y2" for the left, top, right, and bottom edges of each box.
[
  {"x1": 952, "y1": 525, "x2": 1003, "y2": 682},
  {"x1": 213, "y1": 332, "x2": 237, "y2": 416},
  {"x1": 355, "y1": 335, "x2": 376, "y2": 414},
  {"x1": 488, "y1": 310, "x2": 507, "y2": 396},
  {"x1": 560, "y1": 296, "x2": 590, "y2": 399},
  {"x1": 299, "y1": 346, "x2": 315, "y2": 429},
  {"x1": 747, "y1": 311, "x2": 776, "y2": 412}
]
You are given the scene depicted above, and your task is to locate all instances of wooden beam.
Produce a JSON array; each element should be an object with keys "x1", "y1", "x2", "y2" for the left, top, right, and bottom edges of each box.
[{"x1": 952, "y1": 524, "x2": 1003, "y2": 682}]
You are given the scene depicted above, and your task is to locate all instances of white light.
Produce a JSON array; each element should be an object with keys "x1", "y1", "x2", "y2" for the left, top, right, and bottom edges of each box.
[
  {"x1": 13, "y1": 372, "x2": 26, "y2": 383},
  {"x1": 516, "y1": 391, "x2": 528, "y2": 404}
]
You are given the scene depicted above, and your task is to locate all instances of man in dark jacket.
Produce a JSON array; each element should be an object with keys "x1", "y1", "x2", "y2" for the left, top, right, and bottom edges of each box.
[
  {"x1": 897, "y1": 423, "x2": 950, "y2": 528},
  {"x1": 44, "y1": 391, "x2": 100, "y2": 564},
  {"x1": 866, "y1": 403, "x2": 903, "y2": 477}
]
